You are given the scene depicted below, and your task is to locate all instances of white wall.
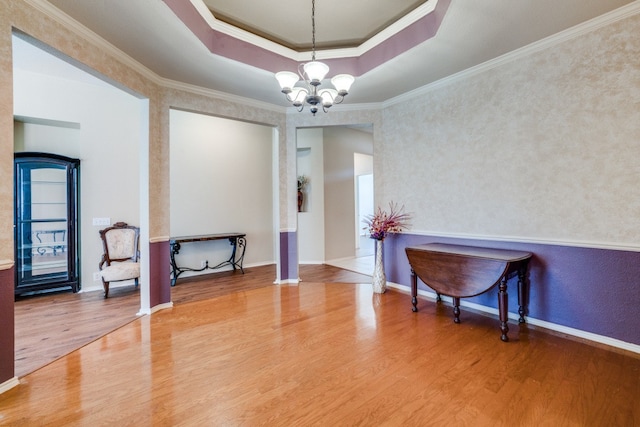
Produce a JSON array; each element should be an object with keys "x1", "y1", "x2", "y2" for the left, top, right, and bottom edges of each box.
[
  {"x1": 355, "y1": 153, "x2": 374, "y2": 237},
  {"x1": 297, "y1": 128, "x2": 325, "y2": 263},
  {"x1": 322, "y1": 127, "x2": 374, "y2": 261},
  {"x1": 13, "y1": 69, "x2": 141, "y2": 293},
  {"x1": 169, "y1": 110, "x2": 275, "y2": 277},
  {"x1": 14, "y1": 120, "x2": 80, "y2": 155}
]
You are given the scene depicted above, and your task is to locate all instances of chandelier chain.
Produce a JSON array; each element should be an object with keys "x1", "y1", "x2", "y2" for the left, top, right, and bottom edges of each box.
[{"x1": 311, "y1": 0, "x2": 316, "y2": 61}]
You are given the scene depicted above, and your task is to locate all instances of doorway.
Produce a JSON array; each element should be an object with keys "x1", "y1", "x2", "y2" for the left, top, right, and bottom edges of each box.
[
  {"x1": 12, "y1": 33, "x2": 148, "y2": 377},
  {"x1": 355, "y1": 171, "x2": 374, "y2": 257},
  {"x1": 14, "y1": 153, "x2": 79, "y2": 295},
  {"x1": 296, "y1": 126, "x2": 374, "y2": 274}
]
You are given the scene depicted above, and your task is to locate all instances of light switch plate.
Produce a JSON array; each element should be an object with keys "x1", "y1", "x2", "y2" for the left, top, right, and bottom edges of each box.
[{"x1": 92, "y1": 217, "x2": 111, "y2": 226}]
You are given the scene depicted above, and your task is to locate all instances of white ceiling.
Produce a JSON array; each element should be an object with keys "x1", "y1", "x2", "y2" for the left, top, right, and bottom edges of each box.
[{"x1": 25, "y1": 0, "x2": 636, "y2": 107}]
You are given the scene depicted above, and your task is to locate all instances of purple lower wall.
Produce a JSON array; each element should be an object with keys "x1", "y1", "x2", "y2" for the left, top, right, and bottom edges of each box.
[
  {"x1": 150, "y1": 240, "x2": 171, "y2": 307},
  {"x1": 384, "y1": 233, "x2": 640, "y2": 346},
  {"x1": 0, "y1": 267, "x2": 15, "y2": 383},
  {"x1": 279, "y1": 231, "x2": 298, "y2": 282}
]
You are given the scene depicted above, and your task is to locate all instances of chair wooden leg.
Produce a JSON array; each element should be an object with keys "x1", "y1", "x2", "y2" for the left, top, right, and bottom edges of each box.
[{"x1": 102, "y1": 280, "x2": 110, "y2": 298}]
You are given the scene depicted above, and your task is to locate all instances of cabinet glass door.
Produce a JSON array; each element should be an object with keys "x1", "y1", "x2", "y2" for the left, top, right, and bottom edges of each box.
[{"x1": 14, "y1": 153, "x2": 79, "y2": 295}]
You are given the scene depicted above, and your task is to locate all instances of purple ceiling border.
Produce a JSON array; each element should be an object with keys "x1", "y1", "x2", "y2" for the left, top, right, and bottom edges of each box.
[
  {"x1": 163, "y1": 0, "x2": 450, "y2": 77},
  {"x1": 162, "y1": 0, "x2": 298, "y2": 73},
  {"x1": 353, "y1": 0, "x2": 451, "y2": 75}
]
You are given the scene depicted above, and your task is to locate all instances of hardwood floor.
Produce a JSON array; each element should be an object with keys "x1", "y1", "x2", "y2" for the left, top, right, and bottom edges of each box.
[
  {"x1": 13, "y1": 264, "x2": 372, "y2": 378},
  {"x1": 14, "y1": 285, "x2": 141, "y2": 378},
  {"x1": 3, "y1": 265, "x2": 639, "y2": 425}
]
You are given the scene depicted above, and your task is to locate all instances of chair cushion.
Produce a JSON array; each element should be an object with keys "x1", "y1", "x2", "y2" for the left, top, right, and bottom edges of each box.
[
  {"x1": 105, "y1": 229, "x2": 137, "y2": 259},
  {"x1": 100, "y1": 261, "x2": 140, "y2": 282}
]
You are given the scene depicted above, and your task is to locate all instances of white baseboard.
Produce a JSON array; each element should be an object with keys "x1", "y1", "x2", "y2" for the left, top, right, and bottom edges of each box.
[
  {"x1": 0, "y1": 377, "x2": 20, "y2": 395},
  {"x1": 274, "y1": 278, "x2": 300, "y2": 285},
  {"x1": 146, "y1": 302, "x2": 173, "y2": 315},
  {"x1": 386, "y1": 282, "x2": 640, "y2": 355}
]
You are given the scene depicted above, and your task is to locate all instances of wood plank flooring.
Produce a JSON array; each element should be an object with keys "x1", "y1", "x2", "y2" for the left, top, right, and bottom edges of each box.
[
  {"x1": 13, "y1": 264, "x2": 372, "y2": 378},
  {"x1": 3, "y1": 264, "x2": 640, "y2": 425}
]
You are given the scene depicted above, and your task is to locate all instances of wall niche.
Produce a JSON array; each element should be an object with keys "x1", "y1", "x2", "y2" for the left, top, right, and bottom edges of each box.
[{"x1": 297, "y1": 147, "x2": 311, "y2": 213}]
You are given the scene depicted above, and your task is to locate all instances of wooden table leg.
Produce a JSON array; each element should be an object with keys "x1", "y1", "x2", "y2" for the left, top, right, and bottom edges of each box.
[
  {"x1": 498, "y1": 276, "x2": 509, "y2": 342},
  {"x1": 517, "y1": 268, "x2": 527, "y2": 323},
  {"x1": 453, "y1": 297, "x2": 461, "y2": 323},
  {"x1": 411, "y1": 269, "x2": 418, "y2": 312}
]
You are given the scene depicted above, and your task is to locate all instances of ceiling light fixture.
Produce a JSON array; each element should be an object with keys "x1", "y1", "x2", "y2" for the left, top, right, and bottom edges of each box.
[{"x1": 275, "y1": 0, "x2": 355, "y2": 115}]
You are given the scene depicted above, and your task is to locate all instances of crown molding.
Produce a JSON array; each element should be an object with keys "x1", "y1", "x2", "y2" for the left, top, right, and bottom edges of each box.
[
  {"x1": 23, "y1": 0, "x2": 164, "y2": 87},
  {"x1": 358, "y1": 1, "x2": 438, "y2": 57},
  {"x1": 189, "y1": 0, "x2": 438, "y2": 61},
  {"x1": 383, "y1": 1, "x2": 640, "y2": 108},
  {"x1": 161, "y1": 78, "x2": 287, "y2": 114},
  {"x1": 23, "y1": 0, "x2": 288, "y2": 114},
  {"x1": 189, "y1": 0, "x2": 300, "y2": 60}
]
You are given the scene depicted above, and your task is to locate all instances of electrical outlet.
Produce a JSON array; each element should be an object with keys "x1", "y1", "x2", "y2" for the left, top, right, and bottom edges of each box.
[
  {"x1": 200, "y1": 260, "x2": 207, "y2": 269},
  {"x1": 93, "y1": 272, "x2": 101, "y2": 281}
]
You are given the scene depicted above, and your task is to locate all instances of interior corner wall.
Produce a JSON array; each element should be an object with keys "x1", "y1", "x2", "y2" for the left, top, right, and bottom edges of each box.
[
  {"x1": 296, "y1": 128, "x2": 325, "y2": 263},
  {"x1": 323, "y1": 127, "x2": 374, "y2": 261},
  {"x1": 169, "y1": 109, "x2": 275, "y2": 277}
]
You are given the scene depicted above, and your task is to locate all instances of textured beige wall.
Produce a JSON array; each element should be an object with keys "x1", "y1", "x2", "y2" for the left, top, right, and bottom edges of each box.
[
  {"x1": 380, "y1": 12, "x2": 640, "y2": 247},
  {"x1": 0, "y1": 4, "x2": 14, "y2": 265}
]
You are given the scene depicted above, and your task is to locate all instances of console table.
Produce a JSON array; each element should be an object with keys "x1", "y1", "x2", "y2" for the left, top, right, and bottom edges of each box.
[
  {"x1": 170, "y1": 233, "x2": 246, "y2": 286},
  {"x1": 405, "y1": 243, "x2": 532, "y2": 342}
]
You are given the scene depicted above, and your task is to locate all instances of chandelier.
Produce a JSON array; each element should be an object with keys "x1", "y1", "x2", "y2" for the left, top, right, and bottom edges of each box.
[{"x1": 275, "y1": 0, "x2": 355, "y2": 115}]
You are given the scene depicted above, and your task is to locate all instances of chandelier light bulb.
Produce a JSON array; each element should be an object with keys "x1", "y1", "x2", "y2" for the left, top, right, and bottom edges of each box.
[
  {"x1": 275, "y1": 71, "x2": 300, "y2": 92},
  {"x1": 330, "y1": 74, "x2": 355, "y2": 96},
  {"x1": 303, "y1": 61, "x2": 330, "y2": 84}
]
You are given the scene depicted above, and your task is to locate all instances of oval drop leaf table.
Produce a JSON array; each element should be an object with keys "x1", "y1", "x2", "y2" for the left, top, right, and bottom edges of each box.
[{"x1": 405, "y1": 243, "x2": 532, "y2": 342}]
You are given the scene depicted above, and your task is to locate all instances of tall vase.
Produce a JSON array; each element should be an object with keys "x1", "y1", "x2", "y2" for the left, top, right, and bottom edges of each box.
[
  {"x1": 372, "y1": 239, "x2": 386, "y2": 294},
  {"x1": 297, "y1": 190, "x2": 303, "y2": 212}
]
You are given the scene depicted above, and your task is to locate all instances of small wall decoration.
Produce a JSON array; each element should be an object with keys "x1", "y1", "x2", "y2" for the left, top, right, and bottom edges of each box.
[{"x1": 297, "y1": 175, "x2": 309, "y2": 212}]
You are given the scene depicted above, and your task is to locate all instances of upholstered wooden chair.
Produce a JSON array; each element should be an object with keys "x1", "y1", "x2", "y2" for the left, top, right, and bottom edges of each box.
[{"x1": 98, "y1": 222, "x2": 140, "y2": 298}]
